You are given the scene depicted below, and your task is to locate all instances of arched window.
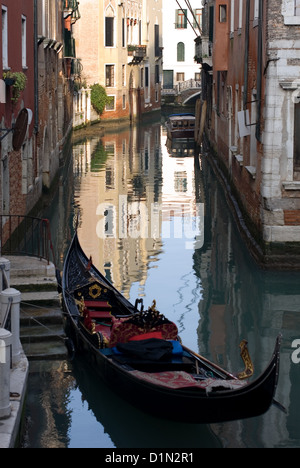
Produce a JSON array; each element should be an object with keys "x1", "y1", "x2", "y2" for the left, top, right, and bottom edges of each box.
[
  {"x1": 177, "y1": 42, "x2": 185, "y2": 62},
  {"x1": 105, "y1": 6, "x2": 115, "y2": 47}
]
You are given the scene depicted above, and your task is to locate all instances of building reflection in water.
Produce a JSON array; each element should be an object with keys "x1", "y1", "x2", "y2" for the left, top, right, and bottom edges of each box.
[
  {"x1": 193, "y1": 155, "x2": 300, "y2": 448},
  {"x1": 72, "y1": 123, "x2": 163, "y2": 297},
  {"x1": 72, "y1": 124, "x2": 204, "y2": 313}
]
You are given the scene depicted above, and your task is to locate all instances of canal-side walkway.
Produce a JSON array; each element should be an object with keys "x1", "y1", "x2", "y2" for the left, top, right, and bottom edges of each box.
[{"x1": 0, "y1": 255, "x2": 61, "y2": 448}]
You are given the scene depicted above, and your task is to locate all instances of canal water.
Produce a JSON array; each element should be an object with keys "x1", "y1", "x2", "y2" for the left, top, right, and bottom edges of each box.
[{"x1": 23, "y1": 118, "x2": 300, "y2": 448}]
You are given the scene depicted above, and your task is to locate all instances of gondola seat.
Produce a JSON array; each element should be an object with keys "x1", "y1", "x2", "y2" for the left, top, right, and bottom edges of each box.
[
  {"x1": 108, "y1": 316, "x2": 178, "y2": 348},
  {"x1": 84, "y1": 300, "x2": 112, "y2": 312},
  {"x1": 82, "y1": 307, "x2": 112, "y2": 343}
]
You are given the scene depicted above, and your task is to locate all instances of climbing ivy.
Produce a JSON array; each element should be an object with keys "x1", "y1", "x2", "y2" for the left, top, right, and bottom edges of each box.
[{"x1": 90, "y1": 84, "x2": 112, "y2": 115}]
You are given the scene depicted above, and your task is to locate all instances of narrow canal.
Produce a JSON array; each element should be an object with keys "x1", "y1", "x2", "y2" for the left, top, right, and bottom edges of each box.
[{"x1": 23, "y1": 117, "x2": 300, "y2": 448}]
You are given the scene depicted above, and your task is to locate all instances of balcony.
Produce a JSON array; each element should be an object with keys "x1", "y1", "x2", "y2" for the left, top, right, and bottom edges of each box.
[
  {"x1": 127, "y1": 45, "x2": 147, "y2": 65},
  {"x1": 71, "y1": 58, "x2": 83, "y2": 78},
  {"x1": 194, "y1": 36, "x2": 212, "y2": 68}
]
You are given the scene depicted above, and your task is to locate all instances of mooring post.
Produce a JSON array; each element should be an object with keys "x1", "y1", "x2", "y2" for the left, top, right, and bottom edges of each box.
[
  {"x1": 0, "y1": 288, "x2": 22, "y2": 364},
  {"x1": 0, "y1": 257, "x2": 10, "y2": 292},
  {"x1": 0, "y1": 328, "x2": 12, "y2": 419}
]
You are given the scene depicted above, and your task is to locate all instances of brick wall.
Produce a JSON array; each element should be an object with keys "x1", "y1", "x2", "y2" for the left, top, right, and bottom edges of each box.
[{"x1": 284, "y1": 210, "x2": 300, "y2": 226}]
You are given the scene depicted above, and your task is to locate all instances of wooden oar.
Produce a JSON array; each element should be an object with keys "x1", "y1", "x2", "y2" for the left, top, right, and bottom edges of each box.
[
  {"x1": 182, "y1": 345, "x2": 237, "y2": 380},
  {"x1": 184, "y1": 339, "x2": 254, "y2": 381}
]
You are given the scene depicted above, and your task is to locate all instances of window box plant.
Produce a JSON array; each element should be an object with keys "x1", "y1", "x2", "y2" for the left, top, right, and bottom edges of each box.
[{"x1": 3, "y1": 71, "x2": 27, "y2": 103}]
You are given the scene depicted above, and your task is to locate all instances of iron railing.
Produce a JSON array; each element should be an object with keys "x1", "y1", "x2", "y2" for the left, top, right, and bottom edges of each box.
[{"x1": 0, "y1": 215, "x2": 55, "y2": 265}]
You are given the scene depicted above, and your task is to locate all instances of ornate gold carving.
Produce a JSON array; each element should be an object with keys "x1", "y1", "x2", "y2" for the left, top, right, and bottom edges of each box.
[
  {"x1": 237, "y1": 340, "x2": 254, "y2": 380},
  {"x1": 75, "y1": 297, "x2": 85, "y2": 315},
  {"x1": 89, "y1": 284, "x2": 102, "y2": 299}
]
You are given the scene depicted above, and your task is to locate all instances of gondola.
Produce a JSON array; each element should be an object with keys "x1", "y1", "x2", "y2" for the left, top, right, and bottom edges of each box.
[{"x1": 60, "y1": 232, "x2": 283, "y2": 424}]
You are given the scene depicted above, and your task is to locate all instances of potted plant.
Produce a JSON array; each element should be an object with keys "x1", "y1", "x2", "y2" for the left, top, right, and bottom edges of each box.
[{"x1": 3, "y1": 71, "x2": 27, "y2": 103}]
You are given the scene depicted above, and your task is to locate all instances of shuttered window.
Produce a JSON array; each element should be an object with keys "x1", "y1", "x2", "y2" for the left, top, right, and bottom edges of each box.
[
  {"x1": 177, "y1": 42, "x2": 185, "y2": 62},
  {"x1": 106, "y1": 65, "x2": 115, "y2": 87},
  {"x1": 175, "y1": 9, "x2": 187, "y2": 29},
  {"x1": 105, "y1": 17, "x2": 114, "y2": 47},
  {"x1": 295, "y1": 103, "x2": 300, "y2": 171}
]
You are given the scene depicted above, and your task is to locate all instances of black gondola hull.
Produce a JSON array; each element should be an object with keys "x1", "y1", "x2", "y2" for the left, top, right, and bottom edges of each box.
[{"x1": 62, "y1": 233, "x2": 282, "y2": 424}]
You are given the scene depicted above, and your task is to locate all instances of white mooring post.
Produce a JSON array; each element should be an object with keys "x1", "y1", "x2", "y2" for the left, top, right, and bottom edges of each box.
[
  {"x1": 0, "y1": 288, "x2": 22, "y2": 364},
  {"x1": 0, "y1": 328, "x2": 12, "y2": 419},
  {"x1": 0, "y1": 257, "x2": 10, "y2": 292}
]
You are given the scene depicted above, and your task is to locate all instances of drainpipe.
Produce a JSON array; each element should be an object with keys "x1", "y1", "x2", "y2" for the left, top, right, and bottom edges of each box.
[
  {"x1": 256, "y1": 0, "x2": 263, "y2": 142},
  {"x1": 34, "y1": 0, "x2": 39, "y2": 134},
  {"x1": 243, "y1": 0, "x2": 250, "y2": 110}
]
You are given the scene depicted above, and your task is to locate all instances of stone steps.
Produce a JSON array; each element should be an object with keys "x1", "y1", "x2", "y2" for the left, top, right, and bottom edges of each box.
[
  {"x1": 20, "y1": 306, "x2": 68, "y2": 360},
  {"x1": 7, "y1": 255, "x2": 60, "y2": 306},
  {"x1": 3, "y1": 255, "x2": 67, "y2": 361}
]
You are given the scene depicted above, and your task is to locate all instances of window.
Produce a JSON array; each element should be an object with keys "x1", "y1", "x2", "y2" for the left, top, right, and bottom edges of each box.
[
  {"x1": 294, "y1": 103, "x2": 300, "y2": 171},
  {"x1": 163, "y1": 70, "x2": 173, "y2": 90},
  {"x1": 193, "y1": 9, "x2": 202, "y2": 29},
  {"x1": 145, "y1": 65, "x2": 150, "y2": 102},
  {"x1": 176, "y1": 73, "x2": 185, "y2": 82},
  {"x1": 155, "y1": 24, "x2": 160, "y2": 57},
  {"x1": 139, "y1": 20, "x2": 142, "y2": 45},
  {"x1": 105, "y1": 7, "x2": 114, "y2": 47},
  {"x1": 175, "y1": 9, "x2": 187, "y2": 29},
  {"x1": 254, "y1": 0, "x2": 259, "y2": 20},
  {"x1": 106, "y1": 96, "x2": 115, "y2": 111},
  {"x1": 22, "y1": 16, "x2": 27, "y2": 68},
  {"x1": 209, "y1": 6, "x2": 214, "y2": 42},
  {"x1": 122, "y1": 18, "x2": 125, "y2": 47},
  {"x1": 230, "y1": 0, "x2": 235, "y2": 33},
  {"x1": 2, "y1": 7, "x2": 8, "y2": 69},
  {"x1": 283, "y1": 0, "x2": 300, "y2": 25},
  {"x1": 238, "y1": 0, "x2": 243, "y2": 30},
  {"x1": 145, "y1": 66, "x2": 149, "y2": 88},
  {"x1": 122, "y1": 65, "x2": 126, "y2": 86},
  {"x1": 219, "y1": 5, "x2": 227, "y2": 23},
  {"x1": 177, "y1": 42, "x2": 185, "y2": 62},
  {"x1": 216, "y1": 71, "x2": 227, "y2": 116},
  {"x1": 106, "y1": 65, "x2": 115, "y2": 87},
  {"x1": 155, "y1": 64, "x2": 160, "y2": 84}
]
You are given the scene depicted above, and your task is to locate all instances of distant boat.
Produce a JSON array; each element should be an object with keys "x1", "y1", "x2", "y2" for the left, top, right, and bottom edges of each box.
[{"x1": 165, "y1": 113, "x2": 196, "y2": 139}]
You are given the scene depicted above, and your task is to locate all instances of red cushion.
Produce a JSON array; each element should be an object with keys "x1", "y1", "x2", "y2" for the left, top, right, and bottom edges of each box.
[
  {"x1": 84, "y1": 300, "x2": 111, "y2": 310},
  {"x1": 88, "y1": 311, "x2": 111, "y2": 319},
  {"x1": 129, "y1": 331, "x2": 163, "y2": 341}
]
